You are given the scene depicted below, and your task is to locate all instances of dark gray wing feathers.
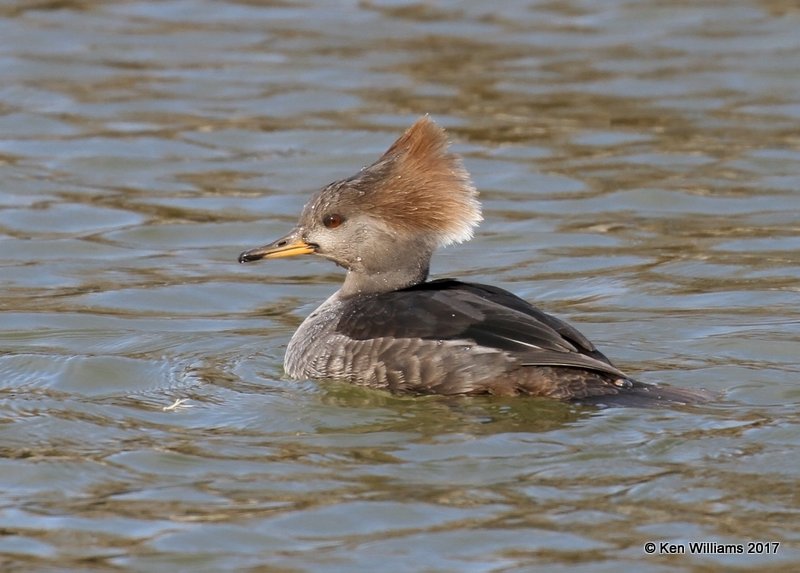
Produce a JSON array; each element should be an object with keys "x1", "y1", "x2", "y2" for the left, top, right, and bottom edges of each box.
[{"x1": 334, "y1": 279, "x2": 627, "y2": 379}]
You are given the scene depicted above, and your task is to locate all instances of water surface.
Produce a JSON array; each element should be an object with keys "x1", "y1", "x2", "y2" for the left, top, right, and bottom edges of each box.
[{"x1": 1, "y1": 1, "x2": 799, "y2": 571}]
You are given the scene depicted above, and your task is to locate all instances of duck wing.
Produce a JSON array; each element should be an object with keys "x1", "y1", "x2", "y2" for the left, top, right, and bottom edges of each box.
[{"x1": 334, "y1": 279, "x2": 628, "y2": 379}]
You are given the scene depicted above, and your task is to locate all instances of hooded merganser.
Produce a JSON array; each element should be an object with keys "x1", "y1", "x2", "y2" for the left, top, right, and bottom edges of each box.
[{"x1": 239, "y1": 117, "x2": 704, "y2": 404}]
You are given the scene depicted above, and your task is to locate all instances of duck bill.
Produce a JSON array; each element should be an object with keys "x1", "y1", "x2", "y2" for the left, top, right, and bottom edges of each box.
[{"x1": 238, "y1": 229, "x2": 315, "y2": 263}]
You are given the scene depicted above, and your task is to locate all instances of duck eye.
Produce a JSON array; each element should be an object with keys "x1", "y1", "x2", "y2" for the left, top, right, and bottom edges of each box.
[{"x1": 322, "y1": 213, "x2": 344, "y2": 229}]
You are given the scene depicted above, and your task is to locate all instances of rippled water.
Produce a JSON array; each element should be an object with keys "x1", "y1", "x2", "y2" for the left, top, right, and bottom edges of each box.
[{"x1": 1, "y1": 1, "x2": 799, "y2": 571}]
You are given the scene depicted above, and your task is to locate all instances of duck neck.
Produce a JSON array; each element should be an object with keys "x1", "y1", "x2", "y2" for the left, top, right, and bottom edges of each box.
[{"x1": 339, "y1": 261, "x2": 430, "y2": 298}]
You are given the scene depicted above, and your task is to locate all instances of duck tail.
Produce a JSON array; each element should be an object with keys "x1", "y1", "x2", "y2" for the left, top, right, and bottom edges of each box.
[{"x1": 582, "y1": 379, "x2": 715, "y2": 408}]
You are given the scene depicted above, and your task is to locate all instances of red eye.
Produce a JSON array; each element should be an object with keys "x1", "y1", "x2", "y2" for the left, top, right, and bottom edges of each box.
[{"x1": 323, "y1": 213, "x2": 344, "y2": 229}]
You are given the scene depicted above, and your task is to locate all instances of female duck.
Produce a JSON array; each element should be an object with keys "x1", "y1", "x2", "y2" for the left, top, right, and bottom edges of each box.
[{"x1": 240, "y1": 117, "x2": 702, "y2": 404}]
